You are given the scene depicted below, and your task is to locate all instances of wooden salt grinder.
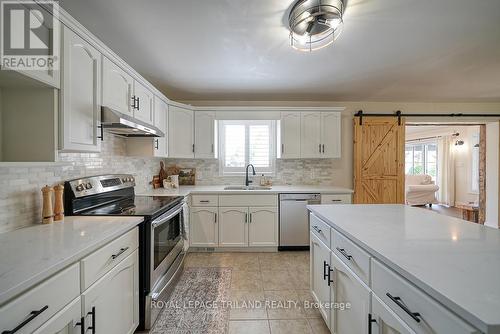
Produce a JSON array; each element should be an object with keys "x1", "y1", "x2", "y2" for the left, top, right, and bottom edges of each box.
[
  {"x1": 54, "y1": 184, "x2": 64, "y2": 222},
  {"x1": 42, "y1": 185, "x2": 54, "y2": 224}
]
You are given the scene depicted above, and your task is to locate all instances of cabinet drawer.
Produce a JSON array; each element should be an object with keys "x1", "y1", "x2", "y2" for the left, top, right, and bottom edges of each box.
[
  {"x1": 332, "y1": 229, "x2": 370, "y2": 285},
  {"x1": 191, "y1": 195, "x2": 219, "y2": 207},
  {"x1": 310, "y1": 213, "x2": 331, "y2": 248},
  {"x1": 81, "y1": 227, "x2": 138, "y2": 290},
  {"x1": 219, "y1": 194, "x2": 277, "y2": 207},
  {"x1": 0, "y1": 263, "x2": 80, "y2": 334},
  {"x1": 372, "y1": 259, "x2": 479, "y2": 334},
  {"x1": 321, "y1": 194, "x2": 352, "y2": 204}
]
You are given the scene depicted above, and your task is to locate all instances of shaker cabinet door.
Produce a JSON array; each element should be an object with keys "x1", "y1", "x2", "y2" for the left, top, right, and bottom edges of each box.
[{"x1": 60, "y1": 26, "x2": 101, "y2": 152}]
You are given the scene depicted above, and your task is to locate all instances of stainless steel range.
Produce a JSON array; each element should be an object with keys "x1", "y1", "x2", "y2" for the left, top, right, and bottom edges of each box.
[{"x1": 64, "y1": 174, "x2": 185, "y2": 330}]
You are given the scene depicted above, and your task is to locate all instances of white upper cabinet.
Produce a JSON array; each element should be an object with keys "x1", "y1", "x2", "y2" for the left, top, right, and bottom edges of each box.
[
  {"x1": 168, "y1": 104, "x2": 194, "y2": 158},
  {"x1": 60, "y1": 26, "x2": 101, "y2": 152},
  {"x1": 194, "y1": 111, "x2": 216, "y2": 159},
  {"x1": 154, "y1": 96, "x2": 168, "y2": 157},
  {"x1": 321, "y1": 112, "x2": 341, "y2": 158},
  {"x1": 102, "y1": 57, "x2": 133, "y2": 117},
  {"x1": 301, "y1": 112, "x2": 322, "y2": 158},
  {"x1": 280, "y1": 111, "x2": 301, "y2": 159},
  {"x1": 133, "y1": 81, "x2": 154, "y2": 125}
]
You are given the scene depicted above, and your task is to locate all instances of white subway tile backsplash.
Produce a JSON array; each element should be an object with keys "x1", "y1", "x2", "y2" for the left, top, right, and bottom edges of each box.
[{"x1": 0, "y1": 133, "x2": 341, "y2": 233}]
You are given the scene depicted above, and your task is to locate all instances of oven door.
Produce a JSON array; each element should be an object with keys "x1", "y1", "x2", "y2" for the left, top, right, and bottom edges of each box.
[{"x1": 150, "y1": 202, "x2": 184, "y2": 288}]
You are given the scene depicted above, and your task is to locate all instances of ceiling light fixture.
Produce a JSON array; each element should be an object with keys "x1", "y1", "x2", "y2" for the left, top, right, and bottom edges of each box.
[{"x1": 288, "y1": 0, "x2": 345, "y2": 52}]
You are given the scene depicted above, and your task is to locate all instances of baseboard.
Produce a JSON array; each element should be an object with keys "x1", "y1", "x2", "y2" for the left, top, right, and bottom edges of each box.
[{"x1": 484, "y1": 221, "x2": 499, "y2": 229}]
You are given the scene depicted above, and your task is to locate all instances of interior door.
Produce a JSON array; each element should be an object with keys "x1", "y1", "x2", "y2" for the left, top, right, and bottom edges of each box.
[
  {"x1": 301, "y1": 112, "x2": 322, "y2": 158},
  {"x1": 354, "y1": 117, "x2": 405, "y2": 204},
  {"x1": 60, "y1": 26, "x2": 101, "y2": 152},
  {"x1": 219, "y1": 207, "x2": 248, "y2": 247}
]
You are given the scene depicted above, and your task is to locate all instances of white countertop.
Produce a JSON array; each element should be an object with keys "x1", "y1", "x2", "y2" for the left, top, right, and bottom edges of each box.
[
  {"x1": 137, "y1": 184, "x2": 354, "y2": 197},
  {"x1": 0, "y1": 216, "x2": 143, "y2": 306},
  {"x1": 307, "y1": 204, "x2": 500, "y2": 333}
]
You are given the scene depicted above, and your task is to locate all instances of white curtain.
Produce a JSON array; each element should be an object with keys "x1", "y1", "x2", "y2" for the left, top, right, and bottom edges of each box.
[{"x1": 437, "y1": 136, "x2": 455, "y2": 206}]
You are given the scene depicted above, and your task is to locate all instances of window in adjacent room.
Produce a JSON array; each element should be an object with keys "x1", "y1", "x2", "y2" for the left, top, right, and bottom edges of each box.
[
  {"x1": 405, "y1": 142, "x2": 438, "y2": 180},
  {"x1": 219, "y1": 120, "x2": 276, "y2": 175}
]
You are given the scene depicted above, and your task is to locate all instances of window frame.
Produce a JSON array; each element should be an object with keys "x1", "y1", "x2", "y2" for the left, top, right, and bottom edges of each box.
[
  {"x1": 405, "y1": 141, "x2": 438, "y2": 180},
  {"x1": 218, "y1": 119, "x2": 277, "y2": 176}
]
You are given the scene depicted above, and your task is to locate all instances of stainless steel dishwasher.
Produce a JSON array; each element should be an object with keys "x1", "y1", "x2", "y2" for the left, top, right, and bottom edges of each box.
[{"x1": 279, "y1": 193, "x2": 321, "y2": 250}]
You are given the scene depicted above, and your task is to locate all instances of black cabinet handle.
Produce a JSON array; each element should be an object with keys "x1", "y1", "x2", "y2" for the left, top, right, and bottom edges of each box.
[
  {"x1": 111, "y1": 247, "x2": 129, "y2": 260},
  {"x1": 155, "y1": 139, "x2": 159, "y2": 149},
  {"x1": 75, "y1": 317, "x2": 85, "y2": 334},
  {"x1": 327, "y1": 266, "x2": 334, "y2": 286},
  {"x1": 2, "y1": 305, "x2": 48, "y2": 334},
  {"x1": 336, "y1": 247, "x2": 353, "y2": 261},
  {"x1": 249, "y1": 213, "x2": 252, "y2": 223},
  {"x1": 281, "y1": 144, "x2": 284, "y2": 154},
  {"x1": 323, "y1": 261, "x2": 328, "y2": 280},
  {"x1": 368, "y1": 313, "x2": 377, "y2": 334},
  {"x1": 322, "y1": 144, "x2": 325, "y2": 153},
  {"x1": 214, "y1": 213, "x2": 217, "y2": 223},
  {"x1": 87, "y1": 306, "x2": 96, "y2": 334},
  {"x1": 319, "y1": 144, "x2": 321, "y2": 153},
  {"x1": 97, "y1": 125, "x2": 104, "y2": 142},
  {"x1": 312, "y1": 225, "x2": 322, "y2": 234},
  {"x1": 386, "y1": 293, "x2": 421, "y2": 323},
  {"x1": 200, "y1": 200, "x2": 210, "y2": 203},
  {"x1": 192, "y1": 144, "x2": 195, "y2": 153},
  {"x1": 131, "y1": 96, "x2": 137, "y2": 109},
  {"x1": 137, "y1": 97, "x2": 140, "y2": 110}
]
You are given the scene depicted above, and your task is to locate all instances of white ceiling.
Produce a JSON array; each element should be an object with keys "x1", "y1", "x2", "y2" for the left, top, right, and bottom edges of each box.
[{"x1": 59, "y1": 0, "x2": 500, "y2": 102}]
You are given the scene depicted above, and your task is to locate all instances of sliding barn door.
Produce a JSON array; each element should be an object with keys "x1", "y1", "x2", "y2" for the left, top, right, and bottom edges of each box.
[{"x1": 354, "y1": 117, "x2": 405, "y2": 204}]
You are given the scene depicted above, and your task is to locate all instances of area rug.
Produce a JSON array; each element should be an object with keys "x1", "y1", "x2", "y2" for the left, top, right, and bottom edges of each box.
[{"x1": 150, "y1": 267, "x2": 232, "y2": 334}]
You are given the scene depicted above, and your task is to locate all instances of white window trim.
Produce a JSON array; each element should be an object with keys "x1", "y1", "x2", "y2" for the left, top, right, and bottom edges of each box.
[
  {"x1": 218, "y1": 120, "x2": 276, "y2": 176},
  {"x1": 405, "y1": 141, "x2": 438, "y2": 180}
]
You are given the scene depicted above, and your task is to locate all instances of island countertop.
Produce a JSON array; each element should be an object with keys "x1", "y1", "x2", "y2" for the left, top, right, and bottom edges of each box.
[
  {"x1": 0, "y1": 216, "x2": 144, "y2": 306},
  {"x1": 307, "y1": 204, "x2": 500, "y2": 333}
]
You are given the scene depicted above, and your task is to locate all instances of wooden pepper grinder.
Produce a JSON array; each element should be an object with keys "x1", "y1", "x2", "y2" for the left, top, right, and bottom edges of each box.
[
  {"x1": 41, "y1": 185, "x2": 54, "y2": 224},
  {"x1": 53, "y1": 184, "x2": 64, "y2": 222},
  {"x1": 159, "y1": 160, "x2": 168, "y2": 187}
]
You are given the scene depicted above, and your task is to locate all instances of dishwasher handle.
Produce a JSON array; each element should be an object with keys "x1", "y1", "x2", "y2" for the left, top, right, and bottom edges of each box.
[{"x1": 279, "y1": 194, "x2": 321, "y2": 202}]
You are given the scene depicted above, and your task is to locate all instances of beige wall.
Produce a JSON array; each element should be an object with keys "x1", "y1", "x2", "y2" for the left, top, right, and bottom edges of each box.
[{"x1": 183, "y1": 101, "x2": 500, "y2": 190}]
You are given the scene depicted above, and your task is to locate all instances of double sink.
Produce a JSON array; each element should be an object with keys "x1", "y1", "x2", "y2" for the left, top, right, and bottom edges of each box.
[{"x1": 223, "y1": 185, "x2": 272, "y2": 191}]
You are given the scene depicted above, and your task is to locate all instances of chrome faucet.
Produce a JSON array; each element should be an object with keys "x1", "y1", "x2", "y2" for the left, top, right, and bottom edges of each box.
[{"x1": 245, "y1": 164, "x2": 256, "y2": 187}]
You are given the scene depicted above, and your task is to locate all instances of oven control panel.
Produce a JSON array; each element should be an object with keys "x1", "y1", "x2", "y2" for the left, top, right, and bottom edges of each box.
[{"x1": 66, "y1": 174, "x2": 135, "y2": 197}]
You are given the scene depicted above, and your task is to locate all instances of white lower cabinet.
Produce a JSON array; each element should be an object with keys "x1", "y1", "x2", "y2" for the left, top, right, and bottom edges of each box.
[
  {"x1": 248, "y1": 207, "x2": 278, "y2": 247},
  {"x1": 82, "y1": 250, "x2": 139, "y2": 334},
  {"x1": 219, "y1": 207, "x2": 248, "y2": 247},
  {"x1": 190, "y1": 207, "x2": 219, "y2": 247},
  {"x1": 371, "y1": 294, "x2": 415, "y2": 334},
  {"x1": 330, "y1": 251, "x2": 371, "y2": 334},
  {"x1": 33, "y1": 297, "x2": 83, "y2": 334},
  {"x1": 310, "y1": 233, "x2": 331, "y2": 328}
]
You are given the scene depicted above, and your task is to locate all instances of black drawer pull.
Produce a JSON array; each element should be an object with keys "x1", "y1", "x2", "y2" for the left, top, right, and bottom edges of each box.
[
  {"x1": 336, "y1": 247, "x2": 353, "y2": 260},
  {"x1": 111, "y1": 247, "x2": 129, "y2": 260},
  {"x1": 386, "y1": 293, "x2": 421, "y2": 323},
  {"x1": 323, "y1": 261, "x2": 328, "y2": 280},
  {"x1": 327, "y1": 266, "x2": 334, "y2": 286},
  {"x1": 312, "y1": 225, "x2": 322, "y2": 234},
  {"x1": 2, "y1": 305, "x2": 48, "y2": 334}
]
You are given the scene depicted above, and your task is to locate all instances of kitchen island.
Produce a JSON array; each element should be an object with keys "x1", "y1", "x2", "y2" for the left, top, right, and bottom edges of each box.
[{"x1": 307, "y1": 204, "x2": 500, "y2": 334}]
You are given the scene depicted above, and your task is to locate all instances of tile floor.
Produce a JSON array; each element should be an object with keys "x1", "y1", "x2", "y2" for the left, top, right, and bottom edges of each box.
[{"x1": 184, "y1": 251, "x2": 330, "y2": 334}]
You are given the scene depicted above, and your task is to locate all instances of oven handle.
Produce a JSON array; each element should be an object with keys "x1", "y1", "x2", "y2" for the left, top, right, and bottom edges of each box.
[{"x1": 151, "y1": 203, "x2": 183, "y2": 228}]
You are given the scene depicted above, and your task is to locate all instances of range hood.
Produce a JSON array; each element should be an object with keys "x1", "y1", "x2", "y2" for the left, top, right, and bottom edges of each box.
[{"x1": 101, "y1": 106, "x2": 164, "y2": 137}]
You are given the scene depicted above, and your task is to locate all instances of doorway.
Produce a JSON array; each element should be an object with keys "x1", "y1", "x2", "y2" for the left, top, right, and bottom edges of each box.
[{"x1": 405, "y1": 124, "x2": 486, "y2": 224}]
